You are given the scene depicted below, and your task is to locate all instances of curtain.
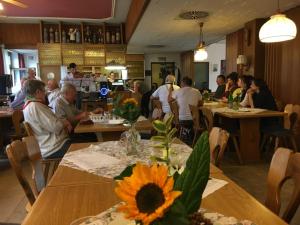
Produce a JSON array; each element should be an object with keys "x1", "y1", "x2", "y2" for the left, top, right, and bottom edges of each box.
[
  {"x1": 18, "y1": 53, "x2": 25, "y2": 68},
  {"x1": 0, "y1": 47, "x2": 4, "y2": 74}
]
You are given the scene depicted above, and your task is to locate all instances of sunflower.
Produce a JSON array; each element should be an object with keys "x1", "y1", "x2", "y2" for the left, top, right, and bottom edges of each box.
[
  {"x1": 115, "y1": 163, "x2": 182, "y2": 225},
  {"x1": 123, "y1": 98, "x2": 138, "y2": 106}
]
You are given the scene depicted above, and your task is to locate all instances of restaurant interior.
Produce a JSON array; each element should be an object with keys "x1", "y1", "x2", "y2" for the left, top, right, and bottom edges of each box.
[{"x1": 0, "y1": 0, "x2": 300, "y2": 224}]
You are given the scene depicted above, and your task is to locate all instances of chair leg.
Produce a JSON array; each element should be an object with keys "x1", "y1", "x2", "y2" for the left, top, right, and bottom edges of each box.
[
  {"x1": 274, "y1": 137, "x2": 280, "y2": 150},
  {"x1": 260, "y1": 134, "x2": 268, "y2": 151},
  {"x1": 231, "y1": 135, "x2": 243, "y2": 164},
  {"x1": 290, "y1": 136, "x2": 298, "y2": 152}
]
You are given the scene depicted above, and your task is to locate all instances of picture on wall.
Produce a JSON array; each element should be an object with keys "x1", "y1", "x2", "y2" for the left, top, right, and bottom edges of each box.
[{"x1": 213, "y1": 64, "x2": 218, "y2": 72}]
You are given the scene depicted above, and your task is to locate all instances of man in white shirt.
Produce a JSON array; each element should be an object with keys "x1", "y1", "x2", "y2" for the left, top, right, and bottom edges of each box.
[
  {"x1": 23, "y1": 80, "x2": 73, "y2": 159},
  {"x1": 47, "y1": 79, "x2": 60, "y2": 108},
  {"x1": 151, "y1": 75, "x2": 180, "y2": 118},
  {"x1": 64, "y1": 63, "x2": 77, "y2": 80},
  {"x1": 168, "y1": 77, "x2": 202, "y2": 144}
]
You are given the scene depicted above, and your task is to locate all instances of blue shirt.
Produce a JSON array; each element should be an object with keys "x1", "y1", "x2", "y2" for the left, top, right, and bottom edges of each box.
[{"x1": 10, "y1": 88, "x2": 26, "y2": 110}]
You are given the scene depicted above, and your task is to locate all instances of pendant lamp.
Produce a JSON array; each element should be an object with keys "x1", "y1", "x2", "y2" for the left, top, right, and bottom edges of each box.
[
  {"x1": 194, "y1": 22, "x2": 208, "y2": 61},
  {"x1": 105, "y1": 60, "x2": 126, "y2": 70},
  {"x1": 259, "y1": 0, "x2": 297, "y2": 43}
]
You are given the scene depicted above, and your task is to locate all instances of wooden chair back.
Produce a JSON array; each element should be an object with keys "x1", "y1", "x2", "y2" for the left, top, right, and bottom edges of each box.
[
  {"x1": 169, "y1": 100, "x2": 180, "y2": 126},
  {"x1": 202, "y1": 107, "x2": 214, "y2": 132},
  {"x1": 209, "y1": 127, "x2": 230, "y2": 166},
  {"x1": 23, "y1": 121, "x2": 35, "y2": 136},
  {"x1": 266, "y1": 147, "x2": 300, "y2": 223},
  {"x1": 12, "y1": 110, "x2": 24, "y2": 137},
  {"x1": 189, "y1": 104, "x2": 201, "y2": 130},
  {"x1": 152, "y1": 99, "x2": 164, "y2": 120},
  {"x1": 6, "y1": 139, "x2": 45, "y2": 206}
]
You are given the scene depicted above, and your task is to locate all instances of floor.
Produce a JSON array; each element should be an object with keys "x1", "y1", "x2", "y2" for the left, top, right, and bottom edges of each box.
[{"x1": 0, "y1": 152, "x2": 299, "y2": 225}]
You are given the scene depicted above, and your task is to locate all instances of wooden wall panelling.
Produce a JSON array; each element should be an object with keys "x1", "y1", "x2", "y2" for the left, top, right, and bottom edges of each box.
[
  {"x1": 0, "y1": 23, "x2": 40, "y2": 49},
  {"x1": 225, "y1": 29, "x2": 244, "y2": 74},
  {"x1": 125, "y1": 54, "x2": 144, "y2": 61},
  {"x1": 180, "y1": 51, "x2": 195, "y2": 81},
  {"x1": 125, "y1": 0, "x2": 150, "y2": 43}
]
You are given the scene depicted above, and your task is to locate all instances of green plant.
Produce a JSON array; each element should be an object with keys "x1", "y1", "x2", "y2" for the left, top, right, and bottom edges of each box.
[{"x1": 113, "y1": 95, "x2": 140, "y2": 123}]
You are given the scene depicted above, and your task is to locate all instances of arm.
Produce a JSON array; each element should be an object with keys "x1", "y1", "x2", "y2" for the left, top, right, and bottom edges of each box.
[
  {"x1": 168, "y1": 85, "x2": 175, "y2": 103},
  {"x1": 248, "y1": 90, "x2": 255, "y2": 108},
  {"x1": 10, "y1": 90, "x2": 26, "y2": 109}
]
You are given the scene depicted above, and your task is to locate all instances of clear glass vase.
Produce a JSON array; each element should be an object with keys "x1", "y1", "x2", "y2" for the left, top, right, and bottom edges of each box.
[{"x1": 121, "y1": 123, "x2": 141, "y2": 156}]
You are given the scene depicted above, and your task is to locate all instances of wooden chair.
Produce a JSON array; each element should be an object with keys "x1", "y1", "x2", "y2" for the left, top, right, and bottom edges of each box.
[
  {"x1": 152, "y1": 99, "x2": 164, "y2": 120},
  {"x1": 202, "y1": 107, "x2": 243, "y2": 164},
  {"x1": 209, "y1": 127, "x2": 230, "y2": 167},
  {"x1": 169, "y1": 100, "x2": 182, "y2": 137},
  {"x1": 265, "y1": 147, "x2": 300, "y2": 223},
  {"x1": 10, "y1": 110, "x2": 25, "y2": 140},
  {"x1": 23, "y1": 121, "x2": 34, "y2": 136},
  {"x1": 189, "y1": 104, "x2": 205, "y2": 147},
  {"x1": 6, "y1": 138, "x2": 45, "y2": 206}
]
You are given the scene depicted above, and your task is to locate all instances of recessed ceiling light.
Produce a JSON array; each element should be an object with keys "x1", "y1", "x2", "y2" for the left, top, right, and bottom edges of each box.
[{"x1": 0, "y1": 3, "x2": 4, "y2": 11}]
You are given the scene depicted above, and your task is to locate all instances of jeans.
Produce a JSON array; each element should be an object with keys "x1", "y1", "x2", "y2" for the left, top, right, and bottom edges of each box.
[{"x1": 45, "y1": 139, "x2": 72, "y2": 159}]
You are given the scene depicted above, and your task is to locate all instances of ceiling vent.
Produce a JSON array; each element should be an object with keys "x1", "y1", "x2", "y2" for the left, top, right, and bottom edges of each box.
[
  {"x1": 179, "y1": 11, "x2": 209, "y2": 20},
  {"x1": 146, "y1": 45, "x2": 165, "y2": 48}
]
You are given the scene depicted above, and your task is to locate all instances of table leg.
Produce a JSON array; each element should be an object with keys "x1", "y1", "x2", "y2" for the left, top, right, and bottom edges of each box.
[{"x1": 239, "y1": 118, "x2": 261, "y2": 162}]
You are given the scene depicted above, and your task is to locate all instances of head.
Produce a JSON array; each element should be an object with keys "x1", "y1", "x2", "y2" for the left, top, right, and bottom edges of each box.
[
  {"x1": 24, "y1": 80, "x2": 46, "y2": 102},
  {"x1": 181, "y1": 77, "x2": 193, "y2": 87},
  {"x1": 47, "y1": 79, "x2": 59, "y2": 91},
  {"x1": 238, "y1": 75, "x2": 253, "y2": 90},
  {"x1": 27, "y1": 68, "x2": 36, "y2": 80},
  {"x1": 61, "y1": 83, "x2": 77, "y2": 103},
  {"x1": 69, "y1": 63, "x2": 77, "y2": 75},
  {"x1": 226, "y1": 72, "x2": 238, "y2": 86},
  {"x1": 216, "y1": 75, "x2": 225, "y2": 86},
  {"x1": 251, "y1": 79, "x2": 268, "y2": 93},
  {"x1": 109, "y1": 72, "x2": 115, "y2": 81},
  {"x1": 133, "y1": 80, "x2": 141, "y2": 93},
  {"x1": 165, "y1": 75, "x2": 176, "y2": 85}
]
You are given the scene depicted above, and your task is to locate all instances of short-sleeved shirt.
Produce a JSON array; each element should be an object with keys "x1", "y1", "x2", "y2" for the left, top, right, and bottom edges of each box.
[
  {"x1": 214, "y1": 84, "x2": 226, "y2": 99},
  {"x1": 48, "y1": 88, "x2": 60, "y2": 108},
  {"x1": 53, "y1": 95, "x2": 81, "y2": 127},
  {"x1": 172, "y1": 87, "x2": 202, "y2": 121},
  {"x1": 152, "y1": 84, "x2": 180, "y2": 113}
]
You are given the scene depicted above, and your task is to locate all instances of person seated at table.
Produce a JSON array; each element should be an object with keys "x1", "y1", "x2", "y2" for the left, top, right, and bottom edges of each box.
[
  {"x1": 238, "y1": 75, "x2": 253, "y2": 107},
  {"x1": 131, "y1": 80, "x2": 143, "y2": 106},
  {"x1": 10, "y1": 77, "x2": 27, "y2": 110},
  {"x1": 27, "y1": 68, "x2": 37, "y2": 80},
  {"x1": 168, "y1": 76, "x2": 202, "y2": 144},
  {"x1": 222, "y1": 72, "x2": 239, "y2": 101},
  {"x1": 151, "y1": 75, "x2": 180, "y2": 119},
  {"x1": 23, "y1": 80, "x2": 73, "y2": 159},
  {"x1": 214, "y1": 74, "x2": 226, "y2": 99},
  {"x1": 47, "y1": 78, "x2": 60, "y2": 108}
]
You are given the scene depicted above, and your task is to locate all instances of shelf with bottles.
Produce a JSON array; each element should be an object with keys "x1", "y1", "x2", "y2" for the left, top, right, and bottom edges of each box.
[
  {"x1": 40, "y1": 21, "x2": 61, "y2": 44},
  {"x1": 60, "y1": 22, "x2": 82, "y2": 44},
  {"x1": 84, "y1": 44, "x2": 105, "y2": 66},
  {"x1": 82, "y1": 24, "x2": 105, "y2": 44},
  {"x1": 104, "y1": 23, "x2": 123, "y2": 44}
]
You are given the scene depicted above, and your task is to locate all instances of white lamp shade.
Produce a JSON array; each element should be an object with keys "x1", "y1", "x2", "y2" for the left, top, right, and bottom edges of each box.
[
  {"x1": 259, "y1": 13, "x2": 297, "y2": 43},
  {"x1": 194, "y1": 48, "x2": 208, "y2": 61},
  {"x1": 237, "y1": 55, "x2": 247, "y2": 65}
]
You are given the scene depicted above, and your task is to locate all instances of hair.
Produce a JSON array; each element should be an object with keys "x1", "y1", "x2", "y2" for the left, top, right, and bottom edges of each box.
[
  {"x1": 61, "y1": 83, "x2": 77, "y2": 95},
  {"x1": 240, "y1": 75, "x2": 254, "y2": 90},
  {"x1": 227, "y1": 72, "x2": 239, "y2": 83},
  {"x1": 217, "y1": 74, "x2": 225, "y2": 81},
  {"x1": 181, "y1": 76, "x2": 193, "y2": 86},
  {"x1": 24, "y1": 80, "x2": 45, "y2": 97},
  {"x1": 165, "y1": 75, "x2": 176, "y2": 84},
  {"x1": 253, "y1": 78, "x2": 269, "y2": 91},
  {"x1": 68, "y1": 63, "x2": 77, "y2": 69}
]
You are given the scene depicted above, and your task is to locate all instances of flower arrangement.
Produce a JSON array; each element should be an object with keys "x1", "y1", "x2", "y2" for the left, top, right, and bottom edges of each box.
[
  {"x1": 113, "y1": 96, "x2": 141, "y2": 124},
  {"x1": 114, "y1": 132, "x2": 210, "y2": 225}
]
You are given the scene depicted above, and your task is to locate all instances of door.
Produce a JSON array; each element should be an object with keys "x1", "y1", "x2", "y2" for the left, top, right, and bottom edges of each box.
[{"x1": 194, "y1": 62, "x2": 209, "y2": 90}]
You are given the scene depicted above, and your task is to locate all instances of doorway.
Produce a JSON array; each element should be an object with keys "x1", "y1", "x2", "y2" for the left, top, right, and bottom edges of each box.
[
  {"x1": 151, "y1": 62, "x2": 175, "y2": 87},
  {"x1": 194, "y1": 62, "x2": 209, "y2": 90}
]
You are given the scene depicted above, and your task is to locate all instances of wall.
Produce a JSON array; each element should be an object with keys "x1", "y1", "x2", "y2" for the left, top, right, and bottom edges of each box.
[
  {"x1": 226, "y1": 29, "x2": 244, "y2": 74},
  {"x1": 0, "y1": 23, "x2": 40, "y2": 49}
]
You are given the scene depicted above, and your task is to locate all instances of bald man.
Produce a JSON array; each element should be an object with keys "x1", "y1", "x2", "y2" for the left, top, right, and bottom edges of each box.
[
  {"x1": 27, "y1": 68, "x2": 36, "y2": 80},
  {"x1": 47, "y1": 79, "x2": 60, "y2": 108}
]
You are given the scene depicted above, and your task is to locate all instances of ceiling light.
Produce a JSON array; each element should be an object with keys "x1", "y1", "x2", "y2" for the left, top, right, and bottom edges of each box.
[
  {"x1": 0, "y1": 3, "x2": 4, "y2": 11},
  {"x1": 259, "y1": 0, "x2": 297, "y2": 43},
  {"x1": 105, "y1": 60, "x2": 126, "y2": 70},
  {"x1": 194, "y1": 22, "x2": 208, "y2": 61}
]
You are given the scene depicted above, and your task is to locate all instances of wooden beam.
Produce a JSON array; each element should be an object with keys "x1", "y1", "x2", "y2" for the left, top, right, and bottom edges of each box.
[{"x1": 125, "y1": 0, "x2": 150, "y2": 44}]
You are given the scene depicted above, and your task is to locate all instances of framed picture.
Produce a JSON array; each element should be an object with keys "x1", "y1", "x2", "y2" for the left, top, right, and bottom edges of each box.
[{"x1": 213, "y1": 64, "x2": 218, "y2": 72}]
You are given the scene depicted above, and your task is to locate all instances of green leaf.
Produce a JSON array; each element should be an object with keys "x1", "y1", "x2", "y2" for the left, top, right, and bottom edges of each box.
[
  {"x1": 166, "y1": 128, "x2": 177, "y2": 140},
  {"x1": 151, "y1": 136, "x2": 166, "y2": 142},
  {"x1": 152, "y1": 120, "x2": 167, "y2": 133},
  {"x1": 165, "y1": 115, "x2": 174, "y2": 130},
  {"x1": 114, "y1": 164, "x2": 136, "y2": 180},
  {"x1": 173, "y1": 132, "x2": 210, "y2": 215}
]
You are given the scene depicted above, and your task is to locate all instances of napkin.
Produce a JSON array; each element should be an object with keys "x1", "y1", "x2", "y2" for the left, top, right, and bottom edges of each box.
[{"x1": 202, "y1": 178, "x2": 228, "y2": 198}]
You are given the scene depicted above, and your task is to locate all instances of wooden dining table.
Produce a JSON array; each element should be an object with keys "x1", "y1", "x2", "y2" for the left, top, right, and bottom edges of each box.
[
  {"x1": 74, "y1": 119, "x2": 153, "y2": 141},
  {"x1": 22, "y1": 142, "x2": 287, "y2": 225},
  {"x1": 202, "y1": 103, "x2": 286, "y2": 162}
]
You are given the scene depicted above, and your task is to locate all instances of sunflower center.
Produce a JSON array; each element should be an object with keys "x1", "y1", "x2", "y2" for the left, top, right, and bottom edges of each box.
[{"x1": 135, "y1": 183, "x2": 165, "y2": 214}]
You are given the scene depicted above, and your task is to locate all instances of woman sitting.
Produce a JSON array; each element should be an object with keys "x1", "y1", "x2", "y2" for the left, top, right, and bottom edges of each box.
[
  {"x1": 238, "y1": 75, "x2": 254, "y2": 107},
  {"x1": 222, "y1": 72, "x2": 239, "y2": 102}
]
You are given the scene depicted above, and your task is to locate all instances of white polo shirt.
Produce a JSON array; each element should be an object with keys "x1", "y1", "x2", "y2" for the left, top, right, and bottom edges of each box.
[
  {"x1": 172, "y1": 86, "x2": 202, "y2": 121},
  {"x1": 152, "y1": 84, "x2": 180, "y2": 113}
]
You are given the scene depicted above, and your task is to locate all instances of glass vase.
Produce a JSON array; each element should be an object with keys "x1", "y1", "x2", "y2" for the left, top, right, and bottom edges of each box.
[{"x1": 121, "y1": 123, "x2": 141, "y2": 156}]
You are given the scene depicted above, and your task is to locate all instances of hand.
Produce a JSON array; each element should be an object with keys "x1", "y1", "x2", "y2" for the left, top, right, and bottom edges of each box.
[
  {"x1": 222, "y1": 97, "x2": 228, "y2": 103},
  {"x1": 79, "y1": 111, "x2": 89, "y2": 119},
  {"x1": 93, "y1": 108, "x2": 103, "y2": 114},
  {"x1": 62, "y1": 119, "x2": 73, "y2": 133},
  {"x1": 225, "y1": 82, "x2": 229, "y2": 92},
  {"x1": 247, "y1": 89, "x2": 254, "y2": 95}
]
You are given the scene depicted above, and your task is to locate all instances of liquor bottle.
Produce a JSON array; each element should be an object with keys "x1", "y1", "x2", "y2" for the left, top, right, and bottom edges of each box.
[
  {"x1": 49, "y1": 27, "x2": 54, "y2": 43},
  {"x1": 111, "y1": 31, "x2": 116, "y2": 44},
  {"x1": 106, "y1": 31, "x2": 110, "y2": 44},
  {"x1": 62, "y1": 30, "x2": 67, "y2": 43},
  {"x1": 54, "y1": 29, "x2": 59, "y2": 43},
  {"x1": 43, "y1": 27, "x2": 48, "y2": 43},
  {"x1": 76, "y1": 29, "x2": 81, "y2": 43},
  {"x1": 116, "y1": 29, "x2": 120, "y2": 43}
]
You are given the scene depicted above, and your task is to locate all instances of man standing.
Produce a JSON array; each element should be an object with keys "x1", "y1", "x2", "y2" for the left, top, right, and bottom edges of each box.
[
  {"x1": 214, "y1": 74, "x2": 226, "y2": 99},
  {"x1": 23, "y1": 80, "x2": 72, "y2": 159},
  {"x1": 151, "y1": 75, "x2": 180, "y2": 118}
]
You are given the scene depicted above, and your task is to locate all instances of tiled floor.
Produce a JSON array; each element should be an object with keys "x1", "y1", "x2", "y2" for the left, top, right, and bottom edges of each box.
[{"x1": 0, "y1": 152, "x2": 299, "y2": 224}]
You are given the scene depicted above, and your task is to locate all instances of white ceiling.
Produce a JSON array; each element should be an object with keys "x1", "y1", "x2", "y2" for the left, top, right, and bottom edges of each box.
[
  {"x1": 127, "y1": 0, "x2": 300, "y2": 53},
  {"x1": 0, "y1": 0, "x2": 132, "y2": 23}
]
